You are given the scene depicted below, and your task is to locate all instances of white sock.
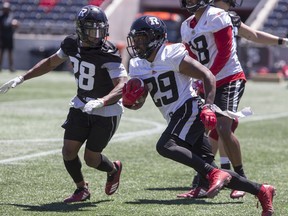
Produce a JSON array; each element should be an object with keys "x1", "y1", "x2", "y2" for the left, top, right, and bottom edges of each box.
[{"x1": 220, "y1": 157, "x2": 230, "y2": 165}]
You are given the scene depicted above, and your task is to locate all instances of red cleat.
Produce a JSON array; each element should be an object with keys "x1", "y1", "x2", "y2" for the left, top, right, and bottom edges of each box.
[
  {"x1": 105, "y1": 160, "x2": 122, "y2": 195},
  {"x1": 206, "y1": 169, "x2": 232, "y2": 198},
  {"x1": 230, "y1": 190, "x2": 246, "y2": 199},
  {"x1": 257, "y1": 184, "x2": 276, "y2": 216},
  {"x1": 64, "y1": 182, "x2": 90, "y2": 203},
  {"x1": 177, "y1": 187, "x2": 208, "y2": 198}
]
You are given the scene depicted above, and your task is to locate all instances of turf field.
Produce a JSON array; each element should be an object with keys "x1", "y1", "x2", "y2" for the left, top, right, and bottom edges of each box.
[{"x1": 0, "y1": 71, "x2": 287, "y2": 216}]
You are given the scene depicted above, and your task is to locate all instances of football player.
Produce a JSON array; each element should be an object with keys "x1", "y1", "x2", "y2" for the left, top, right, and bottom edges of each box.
[
  {"x1": 0, "y1": 5, "x2": 128, "y2": 203},
  {"x1": 196, "y1": 0, "x2": 288, "y2": 199},
  {"x1": 211, "y1": 0, "x2": 288, "y2": 162},
  {"x1": 180, "y1": 0, "x2": 249, "y2": 199},
  {"x1": 124, "y1": 15, "x2": 275, "y2": 216}
]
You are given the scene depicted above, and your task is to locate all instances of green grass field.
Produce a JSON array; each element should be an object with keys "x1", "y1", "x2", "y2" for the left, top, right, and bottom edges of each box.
[{"x1": 0, "y1": 71, "x2": 287, "y2": 216}]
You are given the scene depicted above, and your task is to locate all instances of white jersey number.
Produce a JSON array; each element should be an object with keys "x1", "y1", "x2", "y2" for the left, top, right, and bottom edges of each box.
[
  {"x1": 145, "y1": 71, "x2": 178, "y2": 107},
  {"x1": 70, "y1": 57, "x2": 95, "y2": 91}
]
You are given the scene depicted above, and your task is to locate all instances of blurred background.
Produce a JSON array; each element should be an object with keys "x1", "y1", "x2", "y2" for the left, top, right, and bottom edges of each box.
[{"x1": 1, "y1": 0, "x2": 288, "y2": 81}]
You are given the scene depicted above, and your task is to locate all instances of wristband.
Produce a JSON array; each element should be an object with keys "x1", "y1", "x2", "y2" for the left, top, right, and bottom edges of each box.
[
  {"x1": 203, "y1": 104, "x2": 214, "y2": 111},
  {"x1": 18, "y1": 75, "x2": 24, "y2": 83},
  {"x1": 278, "y1": 37, "x2": 283, "y2": 45}
]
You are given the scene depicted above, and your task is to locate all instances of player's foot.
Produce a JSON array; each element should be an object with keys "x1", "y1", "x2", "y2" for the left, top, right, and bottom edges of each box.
[
  {"x1": 206, "y1": 169, "x2": 232, "y2": 198},
  {"x1": 230, "y1": 190, "x2": 246, "y2": 199},
  {"x1": 105, "y1": 160, "x2": 122, "y2": 195},
  {"x1": 177, "y1": 186, "x2": 208, "y2": 198},
  {"x1": 191, "y1": 173, "x2": 209, "y2": 189},
  {"x1": 257, "y1": 184, "x2": 276, "y2": 216},
  {"x1": 64, "y1": 182, "x2": 90, "y2": 203}
]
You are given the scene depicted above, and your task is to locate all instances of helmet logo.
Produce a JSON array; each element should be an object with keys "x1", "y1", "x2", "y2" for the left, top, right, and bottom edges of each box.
[
  {"x1": 78, "y1": 8, "x2": 88, "y2": 18},
  {"x1": 146, "y1": 16, "x2": 161, "y2": 28}
]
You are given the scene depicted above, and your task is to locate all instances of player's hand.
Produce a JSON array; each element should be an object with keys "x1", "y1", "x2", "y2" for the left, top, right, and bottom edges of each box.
[
  {"x1": 83, "y1": 98, "x2": 105, "y2": 114},
  {"x1": 200, "y1": 105, "x2": 217, "y2": 130},
  {"x1": 0, "y1": 76, "x2": 24, "y2": 93},
  {"x1": 122, "y1": 83, "x2": 146, "y2": 106}
]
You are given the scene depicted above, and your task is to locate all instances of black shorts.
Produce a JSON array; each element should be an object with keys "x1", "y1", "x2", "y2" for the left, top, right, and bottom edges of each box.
[
  {"x1": 1, "y1": 37, "x2": 13, "y2": 50},
  {"x1": 214, "y1": 79, "x2": 245, "y2": 112},
  {"x1": 161, "y1": 97, "x2": 213, "y2": 159},
  {"x1": 164, "y1": 97, "x2": 204, "y2": 146},
  {"x1": 62, "y1": 108, "x2": 121, "y2": 152}
]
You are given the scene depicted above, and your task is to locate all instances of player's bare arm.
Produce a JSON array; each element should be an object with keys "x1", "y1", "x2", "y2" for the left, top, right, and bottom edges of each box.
[
  {"x1": 102, "y1": 76, "x2": 128, "y2": 105},
  {"x1": 179, "y1": 55, "x2": 216, "y2": 105},
  {"x1": 23, "y1": 53, "x2": 66, "y2": 81},
  {"x1": 238, "y1": 23, "x2": 287, "y2": 45}
]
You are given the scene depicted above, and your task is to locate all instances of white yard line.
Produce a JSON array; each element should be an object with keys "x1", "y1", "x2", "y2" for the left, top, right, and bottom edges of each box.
[
  {"x1": 0, "y1": 118, "x2": 165, "y2": 164},
  {"x1": 1, "y1": 112, "x2": 287, "y2": 164},
  {"x1": 0, "y1": 150, "x2": 61, "y2": 164}
]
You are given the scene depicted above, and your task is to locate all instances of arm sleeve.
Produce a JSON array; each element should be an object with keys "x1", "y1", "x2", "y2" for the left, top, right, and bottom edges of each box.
[
  {"x1": 209, "y1": 26, "x2": 233, "y2": 76},
  {"x1": 56, "y1": 48, "x2": 68, "y2": 59},
  {"x1": 102, "y1": 62, "x2": 128, "y2": 79},
  {"x1": 167, "y1": 43, "x2": 187, "y2": 72}
]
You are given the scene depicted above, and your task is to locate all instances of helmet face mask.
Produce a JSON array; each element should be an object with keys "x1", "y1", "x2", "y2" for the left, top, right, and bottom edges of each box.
[
  {"x1": 76, "y1": 5, "x2": 109, "y2": 48},
  {"x1": 127, "y1": 31, "x2": 151, "y2": 59},
  {"x1": 127, "y1": 16, "x2": 167, "y2": 59},
  {"x1": 180, "y1": 0, "x2": 213, "y2": 13}
]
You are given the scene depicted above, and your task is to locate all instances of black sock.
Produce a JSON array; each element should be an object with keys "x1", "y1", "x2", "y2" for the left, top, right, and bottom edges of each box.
[
  {"x1": 224, "y1": 170, "x2": 261, "y2": 195},
  {"x1": 63, "y1": 156, "x2": 84, "y2": 183},
  {"x1": 221, "y1": 163, "x2": 231, "y2": 170},
  {"x1": 96, "y1": 154, "x2": 114, "y2": 173},
  {"x1": 233, "y1": 165, "x2": 246, "y2": 178}
]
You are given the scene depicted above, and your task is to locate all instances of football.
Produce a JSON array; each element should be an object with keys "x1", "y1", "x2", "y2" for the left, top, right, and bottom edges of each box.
[{"x1": 122, "y1": 77, "x2": 148, "y2": 108}]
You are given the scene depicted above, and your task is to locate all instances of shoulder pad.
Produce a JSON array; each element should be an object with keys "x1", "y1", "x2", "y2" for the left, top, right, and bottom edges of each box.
[
  {"x1": 228, "y1": 11, "x2": 241, "y2": 29},
  {"x1": 61, "y1": 34, "x2": 78, "y2": 55},
  {"x1": 102, "y1": 40, "x2": 119, "y2": 55}
]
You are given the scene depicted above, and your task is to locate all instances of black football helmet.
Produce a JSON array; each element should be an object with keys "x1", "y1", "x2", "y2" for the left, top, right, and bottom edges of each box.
[
  {"x1": 180, "y1": 0, "x2": 213, "y2": 13},
  {"x1": 76, "y1": 5, "x2": 109, "y2": 47},
  {"x1": 127, "y1": 15, "x2": 167, "y2": 59},
  {"x1": 222, "y1": 0, "x2": 243, "y2": 7}
]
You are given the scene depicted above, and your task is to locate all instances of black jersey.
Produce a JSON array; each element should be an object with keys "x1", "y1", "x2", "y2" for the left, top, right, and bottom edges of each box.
[{"x1": 60, "y1": 34, "x2": 123, "y2": 100}]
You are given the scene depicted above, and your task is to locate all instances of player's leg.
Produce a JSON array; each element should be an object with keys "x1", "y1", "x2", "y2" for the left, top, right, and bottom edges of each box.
[
  {"x1": 218, "y1": 139, "x2": 231, "y2": 169},
  {"x1": 8, "y1": 49, "x2": 14, "y2": 72},
  {"x1": 156, "y1": 98, "x2": 231, "y2": 198},
  {"x1": 85, "y1": 114, "x2": 122, "y2": 196},
  {"x1": 214, "y1": 80, "x2": 246, "y2": 178},
  {"x1": 210, "y1": 118, "x2": 238, "y2": 169},
  {"x1": 209, "y1": 129, "x2": 231, "y2": 170},
  {"x1": 178, "y1": 134, "x2": 216, "y2": 198},
  {"x1": 0, "y1": 48, "x2": 4, "y2": 71},
  {"x1": 61, "y1": 108, "x2": 91, "y2": 203},
  {"x1": 224, "y1": 170, "x2": 276, "y2": 215}
]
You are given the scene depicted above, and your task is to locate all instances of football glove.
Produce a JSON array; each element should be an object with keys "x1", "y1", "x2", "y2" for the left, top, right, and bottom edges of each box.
[
  {"x1": 122, "y1": 82, "x2": 146, "y2": 107},
  {"x1": 0, "y1": 76, "x2": 24, "y2": 93},
  {"x1": 200, "y1": 105, "x2": 217, "y2": 130},
  {"x1": 83, "y1": 98, "x2": 105, "y2": 114}
]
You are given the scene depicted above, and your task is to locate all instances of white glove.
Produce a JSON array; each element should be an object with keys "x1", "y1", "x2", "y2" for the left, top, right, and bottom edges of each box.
[
  {"x1": 83, "y1": 98, "x2": 105, "y2": 114},
  {"x1": 0, "y1": 76, "x2": 24, "y2": 93}
]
